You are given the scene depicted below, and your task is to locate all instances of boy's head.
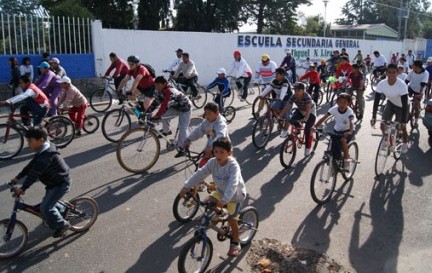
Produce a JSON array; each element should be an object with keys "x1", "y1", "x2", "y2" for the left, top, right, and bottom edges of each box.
[
  {"x1": 212, "y1": 137, "x2": 232, "y2": 163},
  {"x1": 217, "y1": 68, "x2": 226, "y2": 78},
  {"x1": 57, "y1": 76, "x2": 72, "y2": 89},
  {"x1": 275, "y1": 67, "x2": 286, "y2": 81},
  {"x1": 203, "y1": 102, "x2": 219, "y2": 122},
  {"x1": 25, "y1": 128, "x2": 47, "y2": 152},
  {"x1": 340, "y1": 56, "x2": 349, "y2": 63},
  {"x1": 413, "y1": 60, "x2": 423, "y2": 73},
  {"x1": 309, "y1": 64, "x2": 316, "y2": 71},
  {"x1": 352, "y1": 63, "x2": 360, "y2": 71},
  {"x1": 397, "y1": 65, "x2": 404, "y2": 73},
  {"x1": 19, "y1": 75, "x2": 32, "y2": 89},
  {"x1": 154, "y1": 76, "x2": 168, "y2": 91},
  {"x1": 293, "y1": 82, "x2": 305, "y2": 99},
  {"x1": 336, "y1": 93, "x2": 351, "y2": 111}
]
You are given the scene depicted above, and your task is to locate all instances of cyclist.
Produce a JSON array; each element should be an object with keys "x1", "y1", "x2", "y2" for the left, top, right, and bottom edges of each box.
[
  {"x1": 179, "y1": 137, "x2": 246, "y2": 257},
  {"x1": 227, "y1": 50, "x2": 253, "y2": 101},
  {"x1": 397, "y1": 57, "x2": 409, "y2": 73},
  {"x1": 165, "y1": 48, "x2": 183, "y2": 73},
  {"x1": 406, "y1": 60, "x2": 429, "y2": 128},
  {"x1": 279, "y1": 82, "x2": 317, "y2": 156},
  {"x1": 9, "y1": 128, "x2": 72, "y2": 238},
  {"x1": 313, "y1": 93, "x2": 355, "y2": 170},
  {"x1": 335, "y1": 56, "x2": 352, "y2": 78},
  {"x1": 341, "y1": 48, "x2": 349, "y2": 59},
  {"x1": 173, "y1": 52, "x2": 200, "y2": 98},
  {"x1": 424, "y1": 57, "x2": 432, "y2": 102},
  {"x1": 300, "y1": 64, "x2": 321, "y2": 104},
  {"x1": 371, "y1": 64, "x2": 409, "y2": 153},
  {"x1": 347, "y1": 64, "x2": 365, "y2": 120},
  {"x1": 0, "y1": 75, "x2": 50, "y2": 127},
  {"x1": 280, "y1": 51, "x2": 297, "y2": 84},
  {"x1": 206, "y1": 68, "x2": 231, "y2": 112},
  {"x1": 406, "y1": 50, "x2": 415, "y2": 69},
  {"x1": 117, "y1": 55, "x2": 156, "y2": 113},
  {"x1": 353, "y1": 50, "x2": 363, "y2": 65},
  {"x1": 302, "y1": 57, "x2": 314, "y2": 69},
  {"x1": 397, "y1": 65, "x2": 408, "y2": 81},
  {"x1": 371, "y1": 51, "x2": 387, "y2": 79},
  {"x1": 152, "y1": 76, "x2": 192, "y2": 158},
  {"x1": 35, "y1": 61, "x2": 62, "y2": 116},
  {"x1": 364, "y1": 54, "x2": 372, "y2": 71},
  {"x1": 104, "y1": 52, "x2": 130, "y2": 91},
  {"x1": 49, "y1": 57, "x2": 67, "y2": 78},
  {"x1": 255, "y1": 54, "x2": 277, "y2": 85},
  {"x1": 57, "y1": 76, "x2": 88, "y2": 137},
  {"x1": 317, "y1": 59, "x2": 329, "y2": 84},
  {"x1": 184, "y1": 102, "x2": 229, "y2": 165}
]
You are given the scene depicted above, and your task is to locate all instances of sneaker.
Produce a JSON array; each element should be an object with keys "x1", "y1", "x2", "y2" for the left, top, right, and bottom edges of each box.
[
  {"x1": 401, "y1": 142, "x2": 409, "y2": 154},
  {"x1": 76, "y1": 130, "x2": 82, "y2": 137},
  {"x1": 52, "y1": 221, "x2": 71, "y2": 238},
  {"x1": 227, "y1": 243, "x2": 241, "y2": 257},
  {"x1": 304, "y1": 148, "x2": 311, "y2": 157},
  {"x1": 158, "y1": 130, "x2": 172, "y2": 138},
  {"x1": 343, "y1": 159, "x2": 351, "y2": 171},
  {"x1": 174, "y1": 150, "x2": 185, "y2": 158},
  {"x1": 280, "y1": 130, "x2": 288, "y2": 138}
]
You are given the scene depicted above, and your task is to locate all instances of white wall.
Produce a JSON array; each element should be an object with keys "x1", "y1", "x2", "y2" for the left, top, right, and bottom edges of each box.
[{"x1": 93, "y1": 21, "x2": 404, "y2": 85}]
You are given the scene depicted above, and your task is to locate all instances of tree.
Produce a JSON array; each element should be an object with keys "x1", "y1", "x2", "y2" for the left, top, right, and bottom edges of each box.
[
  {"x1": 49, "y1": 0, "x2": 93, "y2": 18},
  {"x1": 0, "y1": 0, "x2": 41, "y2": 14},
  {"x1": 81, "y1": 0, "x2": 134, "y2": 29},
  {"x1": 301, "y1": 15, "x2": 324, "y2": 36},
  {"x1": 137, "y1": 0, "x2": 170, "y2": 30}
]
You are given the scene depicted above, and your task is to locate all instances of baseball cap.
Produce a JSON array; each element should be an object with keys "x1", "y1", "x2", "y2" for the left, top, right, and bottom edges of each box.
[
  {"x1": 38, "y1": 61, "x2": 50, "y2": 69},
  {"x1": 309, "y1": 64, "x2": 315, "y2": 67},
  {"x1": 175, "y1": 48, "x2": 183, "y2": 52},
  {"x1": 261, "y1": 54, "x2": 270, "y2": 61},
  {"x1": 49, "y1": 57, "x2": 60, "y2": 64},
  {"x1": 57, "y1": 76, "x2": 71, "y2": 84},
  {"x1": 427, "y1": 57, "x2": 432, "y2": 62},
  {"x1": 293, "y1": 82, "x2": 305, "y2": 90},
  {"x1": 233, "y1": 50, "x2": 241, "y2": 56},
  {"x1": 217, "y1": 68, "x2": 227, "y2": 74}
]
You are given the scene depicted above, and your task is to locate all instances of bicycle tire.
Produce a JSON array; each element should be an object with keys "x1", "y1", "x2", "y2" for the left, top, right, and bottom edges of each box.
[
  {"x1": 393, "y1": 133, "x2": 403, "y2": 160},
  {"x1": 341, "y1": 142, "x2": 359, "y2": 181},
  {"x1": 82, "y1": 114, "x2": 100, "y2": 134},
  {"x1": 224, "y1": 90, "x2": 235, "y2": 107},
  {"x1": 101, "y1": 108, "x2": 132, "y2": 143},
  {"x1": 371, "y1": 76, "x2": 379, "y2": 92},
  {"x1": 245, "y1": 83, "x2": 261, "y2": 105},
  {"x1": 312, "y1": 131, "x2": 320, "y2": 152},
  {"x1": 67, "y1": 197, "x2": 99, "y2": 232},
  {"x1": 351, "y1": 95, "x2": 360, "y2": 120},
  {"x1": 191, "y1": 85, "x2": 207, "y2": 109},
  {"x1": 330, "y1": 90, "x2": 338, "y2": 107},
  {"x1": 279, "y1": 136, "x2": 296, "y2": 168},
  {"x1": 223, "y1": 106, "x2": 236, "y2": 123},
  {"x1": 89, "y1": 88, "x2": 112, "y2": 113},
  {"x1": 0, "y1": 124, "x2": 24, "y2": 160},
  {"x1": 310, "y1": 160, "x2": 337, "y2": 205},
  {"x1": 325, "y1": 83, "x2": 332, "y2": 103},
  {"x1": 178, "y1": 236, "x2": 213, "y2": 273},
  {"x1": 0, "y1": 219, "x2": 28, "y2": 259},
  {"x1": 374, "y1": 137, "x2": 390, "y2": 177},
  {"x1": 238, "y1": 206, "x2": 259, "y2": 246},
  {"x1": 116, "y1": 128, "x2": 161, "y2": 173},
  {"x1": 251, "y1": 97, "x2": 269, "y2": 120},
  {"x1": 46, "y1": 116, "x2": 75, "y2": 148},
  {"x1": 172, "y1": 193, "x2": 200, "y2": 223},
  {"x1": 316, "y1": 90, "x2": 324, "y2": 106},
  {"x1": 252, "y1": 116, "x2": 273, "y2": 149}
]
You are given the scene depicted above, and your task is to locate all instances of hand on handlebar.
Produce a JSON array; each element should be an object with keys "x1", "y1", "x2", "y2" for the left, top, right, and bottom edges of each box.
[
  {"x1": 0, "y1": 100, "x2": 11, "y2": 106},
  {"x1": 179, "y1": 187, "x2": 189, "y2": 198},
  {"x1": 14, "y1": 188, "x2": 25, "y2": 196}
]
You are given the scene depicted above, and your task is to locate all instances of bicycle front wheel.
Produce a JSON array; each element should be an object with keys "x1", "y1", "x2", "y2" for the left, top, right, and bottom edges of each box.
[
  {"x1": 46, "y1": 116, "x2": 75, "y2": 148},
  {"x1": 172, "y1": 193, "x2": 200, "y2": 223},
  {"x1": 101, "y1": 108, "x2": 132, "y2": 143},
  {"x1": 279, "y1": 136, "x2": 296, "y2": 168},
  {"x1": 223, "y1": 106, "x2": 236, "y2": 123},
  {"x1": 191, "y1": 85, "x2": 207, "y2": 109},
  {"x1": 251, "y1": 97, "x2": 268, "y2": 120},
  {"x1": 374, "y1": 137, "x2": 390, "y2": 177},
  {"x1": 82, "y1": 114, "x2": 100, "y2": 134},
  {"x1": 238, "y1": 206, "x2": 259, "y2": 246},
  {"x1": 0, "y1": 124, "x2": 24, "y2": 160},
  {"x1": 252, "y1": 116, "x2": 273, "y2": 149},
  {"x1": 116, "y1": 128, "x2": 161, "y2": 173},
  {"x1": 178, "y1": 237, "x2": 213, "y2": 273},
  {"x1": 0, "y1": 219, "x2": 28, "y2": 259},
  {"x1": 67, "y1": 197, "x2": 99, "y2": 232},
  {"x1": 89, "y1": 88, "x2": 112, "y2": 112},
  {"x1": 316, "y1": 90, "x2": 324, "y2": 106},
  {"x1": 310, "y1": 160, "x2": 337, "y2": 205},
  {"x1": 224, "y1": 91, "x2": 235, "y2": 107},
  {"x1": 342, "y1": 142, "x2": 359, "y2": 181},
  {"x1": 245, "y1": 83, "x2": 260, "y2": 105}
]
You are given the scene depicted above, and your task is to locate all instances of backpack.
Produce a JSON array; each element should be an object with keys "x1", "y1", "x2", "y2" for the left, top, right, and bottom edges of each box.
[{"x1": 142, "y1": 63, "x2": 156, "y2": 78}]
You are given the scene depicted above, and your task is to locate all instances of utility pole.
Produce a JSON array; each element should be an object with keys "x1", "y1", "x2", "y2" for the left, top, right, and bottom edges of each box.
[
  {"x1": 403, "y1": 1, "x2": 410, "y2": 40},
  {"x1": 323, "y1": 0, "x2": 329, "y2": 37},
  {"x1": 398, "y1": 0, "x2": 403, "y2": 40}
]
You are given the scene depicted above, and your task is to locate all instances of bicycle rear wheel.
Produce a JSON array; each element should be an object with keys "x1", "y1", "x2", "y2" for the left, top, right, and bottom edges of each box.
[
  {"x1": 224, "y1": 91, "x2": 235, "y2": 107},
  {"x1": 252, "y1": 116, "x2": 273, "y2": 149},
  {"x1": 46, "y1": 116, "x2": 75, "y2": 148},
  {"x1": 223, "y1": 106, "x2": 236, "y2": 123},
  {"x1": 191, "y1": 85, "x2": 207, "y2": 109},
  {"x1": 178, "y1": 237, "x2": 213, "y2": 273},
  {"x1": 351, "y1": 95, "x2": 360, "y2": 120},
  {"x1": 374, "y1": 137, "x2": 390, "y2": 177},
  {"x1": 252, "y1": 97, "x2": 269, "y2": 120},
  {"x1": 310, "y1": 160, "x2": 337, "y2": 205},
  {"x1": 341, "y1": 142, "x2": 359, "y2": 181},
  {"x1": 245, "y1": 83, "x2": 260, "y2": 105},
  {"x1": 82, "y1": 114, "x2": 100, "y2": 134},
  {"x1": 316, "y1": 90, "x2": 324, "y2": 106},
  {"x1": 172, "y1": 193, "x2": 200, "y2": 223},
  {"x1": 0, "y1": 124, "x2": 24, "y2": 160},
  {"x1": 238, "y1": 206, "x2": 259, "y2": 246},
  {"x1": 101, "y1": 108, "x2": 132, "y2": 143},
  {"x1": 0, "y1": 219, "x2": 28, "y2": 259},
  {"x1": 89, "y1": 89, "x2": 112, "y2": 112},
  {"x1": 116, "y1": 128, "x2": 161, "y2": 173},
  {"x1": 66, "y1": 197, "x2": 99, "y2": 232},
  {"x1": 279, "y1": 136, "x2": 296, "y2": 168},
  {"x1": 325, "y1": 83, "x2": 332, "y2": 102}
]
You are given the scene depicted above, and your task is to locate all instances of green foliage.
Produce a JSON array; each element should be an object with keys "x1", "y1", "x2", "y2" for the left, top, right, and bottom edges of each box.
[
  {"x1": 49, "y1": 0, "x2": 93, "y2": 18},
  {"x1": 81, "y1": 0, "x2": 134, "y2": 29},
  {"x1": 0, "y1": 0, "x2": 41, "y2": 14},
  {"x1": 137, "y1": 0, "x2": 170, "y2": 30}
]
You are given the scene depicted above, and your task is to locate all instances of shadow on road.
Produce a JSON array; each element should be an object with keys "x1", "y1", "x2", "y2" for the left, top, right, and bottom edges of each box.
[
  {"x1": 349, "y1": 160, "x2": 405, "y2": 273},
  {"x1": 403, "y1": 129, "x2": 432, "y2": 187},
  {"x1": 64, "y1": 142, "x2": 116, "y2": 169}
]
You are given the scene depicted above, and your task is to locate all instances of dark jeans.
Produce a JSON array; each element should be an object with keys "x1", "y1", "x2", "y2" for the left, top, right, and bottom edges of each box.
[
  {"x1": 20, "y1": 98, "x2": 49, "y2": 126},
  {"x1": 178, "y1": 76, "x2": 198, "y2": 97},
  {"x1": 114, "y1": 74, "x2": 126, "y2": 89},
  {"x1": 215, "y1": 90, "x2": 231, "y2": 112},
  {"x1": 236, "y1": 76, "x2": 252, "y2": 99},
  {"x1": 308, "y1": 83, "x2": 320, "y2": 104},
  {"x1": 286, "y1": 67, "x2": 296, "y2": 84},
  {"x1": 331, "y1": 131, "x2": 353, "y2": 160},
  {"x1": 290, "y1": 110, "x2": 316, "y2": 149},
  {"x1": 41, "y1": 183, "x2": 70, "y2": 230}
]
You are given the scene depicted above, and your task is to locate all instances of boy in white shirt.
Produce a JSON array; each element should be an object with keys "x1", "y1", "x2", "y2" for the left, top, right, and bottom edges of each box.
[{"x1": 397, "y1": 65, "x2": 408, "y2": 81}]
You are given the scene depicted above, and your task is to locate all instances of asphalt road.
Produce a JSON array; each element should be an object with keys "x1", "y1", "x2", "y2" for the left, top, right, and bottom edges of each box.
[{"x1": 1, "y1": 88, "x2": 431, "y2": 273}]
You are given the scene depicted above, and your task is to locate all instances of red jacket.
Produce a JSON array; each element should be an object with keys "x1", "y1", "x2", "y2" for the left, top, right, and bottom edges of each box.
[
  {"x1": 105, "y1": 58, "x2": 129, "y2": 78},
  {"x1": 29, "y1": 84, "x2": 50, "y2": 107},
  {"x1": 336, "y1": 63, "x2": 353, "y2": 78},
  {"x1": 300, "y1": 71, "x2": 320, "y2": 84}
]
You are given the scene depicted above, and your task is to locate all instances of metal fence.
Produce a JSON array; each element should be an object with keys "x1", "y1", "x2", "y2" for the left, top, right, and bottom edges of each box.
[{"x1": 0, "y1": 13, "x2": 92, "y2": 55}]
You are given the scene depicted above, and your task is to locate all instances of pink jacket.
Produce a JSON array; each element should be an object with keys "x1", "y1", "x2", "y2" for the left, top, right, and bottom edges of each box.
[{"x1": 58, "y1": 84, "x2": 87, "y2": 108}]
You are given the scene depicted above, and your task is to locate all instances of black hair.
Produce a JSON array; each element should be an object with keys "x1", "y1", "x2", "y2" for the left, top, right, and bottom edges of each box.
[
  {"x1": 386, "y1": 63, "x2": 398, "y2": 71},
  {"x1": 182, "y1": 53, "x2": 189, "y2": 58},
  {"x1": 109, "y1": 52, "x2": 117, "y2": 58},
  {"x1": 413, "y1": 60, "x2": 423, "y2": 68},
  {"x1": 204, "y1": 101, "x2": 219, "y2": 113},
  {"x1": 373, "y1": 51, "x2": 379, "y2": 55},
  {"x1": 19, "y1": 75, "x2": 31, "y2": 83},
  {"x1": 9, "y1": 56, "x2": 18, "y2": 67},
  {"x1": 336, "y1": 93, "x2": 351, "y2": 103},
  {"x1": 352, "y1": 63, "x2": 360, "y2": 69},
  {"x1": 275, "y1": 67, "x2": 286, "y2": 75},
  {"x1": 154, "y1": 76, "x2": 168, "y2": 84},
  {"x1": 341, "y1": 56, "x2": 349, "y2": 61},
  {"x1": 22, "y1": 57, "x2": 31, "y2": 65},
  {"x1": 25, "y1": 128, "x2": 48, "y2": 141},
  {"x1": 42, "y1": 52, "x2": 50, "y2": 58},
  {"x1": 212, "y1": 137, "x2": 232, "y2": 152}
]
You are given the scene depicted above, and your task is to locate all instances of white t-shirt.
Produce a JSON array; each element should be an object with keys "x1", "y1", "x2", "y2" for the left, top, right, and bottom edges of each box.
[
  {"x1": 376, "y1": 78, "x2": 408, "y2": 107},
  {"x1": 407, "y1": 70, "x2": 429, "y2": 93},
  {"x1": 406, "y1": 54, "x2": 415, "y2": 66},
  {"x1": 328, "y1": 106, "x2": 354, "y2": 132},
  {"x1": 398, "y1": 61, "x2": 409, "y2": 73},
  {"x1": 374, "y1": 55, "x2": 387, "y2": 67},
  {"x1": 227, "y1": 58, "x2": 252, "y2": 78},
  {"x1": 398, "y1": 73, "x2": 408, "y2": 81}
]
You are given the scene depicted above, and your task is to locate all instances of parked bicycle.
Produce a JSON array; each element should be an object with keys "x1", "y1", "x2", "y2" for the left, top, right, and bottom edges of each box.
[
  {"x1": 89, "y1": 77, "x2": 129, "y2": 113},
  {"x1": 310, "y1": 129, "x2": 359, "y2": 205},
  {"x1": 164, "y1": 71, "x2": 208, "y2": 109},
  {"x1": 374, "y1": 121, "x2": 404, "y2": 177},
  {"x1": 0, "y1": 182, "x2": 98, "y2": 259}
]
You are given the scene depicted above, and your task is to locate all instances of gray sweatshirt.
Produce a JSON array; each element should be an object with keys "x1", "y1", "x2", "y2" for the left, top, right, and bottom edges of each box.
[
  {"x1": 174, "y1": 60, "x2": 198, "y2": 79},
  {"x1": 187, "y1": 115, "x2": 229, "y2": 149},
  {"x1": 184, "y1": 157, "x2": 246, "y2": 203}
]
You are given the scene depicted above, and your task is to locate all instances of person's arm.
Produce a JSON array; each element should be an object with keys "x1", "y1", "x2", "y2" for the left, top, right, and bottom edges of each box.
[
  {"x1": 222, "y1": 78, "x2": 230, "y2": 94},
  {"x1": 166, "y1": 58, "x2": 178, "y2": 72},
  {"x1": 105, "y1": 62, "x2": 116, "y2": 77},
  {"x1": 401, "y1": 94, "x2": 408, "y2": 123},
  {"x1": 181, "y1": 159, "x2": 214, "y2": 195},
  {"x1": 206, "y1": 78, "x2": 218, "y2": 90},
  {"x1": 303, "y1": 102, "x2": 312, "y2": 122},
  {"x1": 221, "y1": 162, "x2": 241, "y2": 204},
  {"x1": 259, "y1": 84, "x2": 273, "y2": 97},
  {"x1": 37, "y1": 73, "x2": 51, "y2": 90},
  {"x1": 280, "y1": 57, "x2": 287, "y2": 68},
  {"x1": 279, "y1": 85, "x2": 288, "y2": 100},
  {"x1": 112, "y1": 61, "x2": 125, "y2": 78},
  {"x1": 8, "y1": 89, "x2": 36, "y2": 105},
  {"x1": 19, "y1": 65, "x2": 25, "y2": 76},
  {"x1": 314, "y1": 113, "x2": 331, "y2": 128},
  {"x1": 173, "y1": 63, "x2": 182, "y2": 79},
  {"x1": 20, "y1": 155, "x2": 52, "y2": 191},
  {"x1": 131, "y1": 74, "x2": 144, "y2": 95},
  {"x1": 155, "y1": 89, "x2": 170, "y2": 118},
  {"x1": 346, "y1": 116, "x2": 354, "y2": 136},
  {"x1": 299, "y1": 72, "x2": 309, "y2": 81},
  {"x1": 226, "y1": 61, "x2": 235, "y2": 77},
  {"x1": 279, "y1": 101, "x2": 293, "y2": 118},
  {"x1": 117, "y1": 74, "x2": 131, "y2": 91},
  {"x1": 212, "y1": 120, "x2": 228, "y2": 145},
  {"x1": 186, "y1": 120, "x2": 206, "y2": 143},
  {"x1": 60, "y1": 89, "x2": 75, "y2": 108}
]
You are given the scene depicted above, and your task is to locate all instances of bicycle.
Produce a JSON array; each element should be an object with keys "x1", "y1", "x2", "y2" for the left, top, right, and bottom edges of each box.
[
  {"x1": 370, "y1": 69, "x2": 386, "y2": 92},
  {"x1": 302, "y1": 81, "x2": 324, "y2": 107},
  {"x1": 408, "y1": 94, "x2": 423, "y2": 130},
  {"x1": 279, "y1": 121, "x2": 319, "y2": 168},
  {"x1": 58, "y1": 107, "x2": 100, "y2": 134},
  {"x1": 205, "y1": 88, "x2": 236, "y2": 124},
  {"x1": 177, "y1": 193, "x2": 259, "y2": 273},
  {"x1": 89, "y1": 77, "x2": 129, "y2": 113},
  {"x1": 310, "y1": 129, "x2": 359, "y2": 205},
  {"x1": 0, "y1": 182, "x2": 98, "y2": 259},
  {"x1": 329, "y1": 77, "x2": 350, "y2": 107},
  {"x1": 374, "y1": 121, "x2": 404, "y2": 177},
  {"x1": 164, "y1": 72, "x2": 208, "y2": 109},
  {"x1": 251, "y1": 83, "x2": 271, "y2": 120},
  {"x1": 224, "y1": 76, "x2": 260, "y2": 106},
  {"x1": 0, "y1": 104, "x2": 75, "y2": 160},
  {"x1": 116, "y1": 115, "x2": 204, "y2": 174}
]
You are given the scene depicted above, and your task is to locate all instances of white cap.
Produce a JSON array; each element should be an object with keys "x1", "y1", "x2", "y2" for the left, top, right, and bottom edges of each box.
[
  {"x1": 427, "y1": 57, "x2": 432, "y2": 62},
  {"x1": 57, "y1": 76, "x2": 71, "y2": 84},
  {"x1": 217, "y1": 68, "x2": 226, "y2": 74},
  {"x1": 49, "y1": 57, "x2": 60, "y2": 64}
]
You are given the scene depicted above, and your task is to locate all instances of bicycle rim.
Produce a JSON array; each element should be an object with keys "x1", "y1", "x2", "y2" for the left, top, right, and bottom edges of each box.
[
  {"x1": 172, "y1": 194, "x2": 200, "y2": 223},
  {"x1": 102, "y1": 109, "x2": 132, "y2": 143},
  {"x1": 46, "y1": 116, "x2": 75, "y2": 148},
  {"x1": 342, "y1": 142, "x2": 359, "y2": 180},
  {"x1": 252, "y1": 116, "x2": 273, "y2": 149},
  {"x1": 67, "y1": 197, "x2": 99, "y2": 232},
  {"x1": 224, "y1": 91, "x2": 234, "y2": 107},
  {"x1": 279, "y1": 136, "x2": 296, "y2": 168},
  {"x1": 0, "y1": 219, "x2": 28, "y2": 259},
  {"x1": 191, "y1": 85, "x2": 207, "y2": 109},
  {"x1": 0, "y1": 125, "x2": 24, "y2": 160},
  {"x1": 252, "y1": 97, "x2": 268, "y2": 120},
  {"x1": 90, "y1": 89, "x2": 112, "y2": 112},
  {"x1": 116, "y1": 128, "x2": 160, "y2": 173},
  {"x1": 375, "y1": 137, "x2": 389, "y2": 176},
  {"x1": 223, "y1": 106, "x2": 236, "y2": 123},
  {"x1": 310, "y1": 160, "x2": 336, "y2": 205},
  {"x1": 238, "y1": 207, "x2": 259, "y2": 246},
  {"x1": 178, "y1": 237, "x2": 213, "y2": 273},
  {"x1": 246, "y1": 84, "x2": 260, "y2": 105},
  {"x1": 82, "y1": 115, "x2": 100, "y2": 134},
  {"x1": 393, "y1": 135, "x2": 403, "y2": 160}
]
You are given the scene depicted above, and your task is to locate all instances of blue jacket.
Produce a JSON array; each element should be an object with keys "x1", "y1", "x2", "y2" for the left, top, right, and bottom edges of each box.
[{"x1": 207, "y1": 77, "x2": 231, "y2": 95}]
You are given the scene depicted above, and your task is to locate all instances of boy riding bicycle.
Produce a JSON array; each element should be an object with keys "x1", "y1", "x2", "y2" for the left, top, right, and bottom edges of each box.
[
  {"x1": 9, "y1": 128, "x2": 72, "y2": 238},
  {"x1": 206, "y1": 68, "x2": 231, "y2": 112},
  {"x1": 406, "y1": 60, "x2": 429, "y2": 128},
  {"x1": 179, "y1": 137, "x2": 246, "y2": 257}
]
